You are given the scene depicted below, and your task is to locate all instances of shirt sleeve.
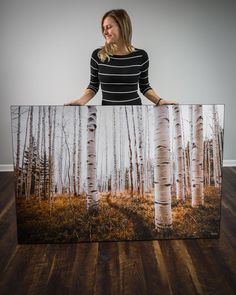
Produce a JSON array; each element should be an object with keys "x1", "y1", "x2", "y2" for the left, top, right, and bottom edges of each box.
[
  {"x1": 87, "y1": 49, "x2": 100, "y2": 94},
  {"x1": 139, "y1": 50, "x2": 152, "y2": 95}
]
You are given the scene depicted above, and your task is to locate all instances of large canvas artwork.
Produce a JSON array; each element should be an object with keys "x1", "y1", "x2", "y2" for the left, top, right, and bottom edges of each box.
[{"x1": 11, "y1": 105, "x2": 224, "y2": 243}]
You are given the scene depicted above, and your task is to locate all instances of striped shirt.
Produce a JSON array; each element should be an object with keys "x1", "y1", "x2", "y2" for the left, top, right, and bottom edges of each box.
[{"x1": 87, "y1": 48, "x2": 152, "y2": 105}]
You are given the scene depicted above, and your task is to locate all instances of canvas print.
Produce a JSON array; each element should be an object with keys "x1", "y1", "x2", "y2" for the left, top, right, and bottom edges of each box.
[{"x1": 10, "y1": 105, "x2": 224, "y2": 243}]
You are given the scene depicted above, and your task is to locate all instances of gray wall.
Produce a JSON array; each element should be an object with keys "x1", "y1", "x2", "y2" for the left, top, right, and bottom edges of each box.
[{"x1": 1, "y1": 0, "x2": 236, "y2": 166}]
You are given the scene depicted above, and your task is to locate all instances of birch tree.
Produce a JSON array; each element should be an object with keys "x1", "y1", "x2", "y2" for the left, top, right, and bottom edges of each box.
[
  {"x1": 77, "y1": 107, "x2": 82, "y2": 195},
  {"x1": 191, "y1": 105, "x2": 204, "y2": 207},
  {"x1": 58, "y1": 107, "x2": 65, "y2": 194},
  {"x1": 125, "y1": 107, "x2": 133, "y2": 195},
  {"x1": 173, "y1": 105, "x2": 185, "y2": 202},
  {"x1": 184, "y1": 142, "x2": 191, "y2": 196},
  {"x1": 48, "y1": 106, "x2": 53, "y2": 201},
  {"x1": 72, "y1": 107, "x2": 77, "y2": 195},
  {"x1": 105, "y1": 112, "x2": 109, "y2": 192},
  {"x1": 51, "y1": 107, "x2": 56, "y2": 196},
  {"x1": 42, "y1": 107, "x2": 47, "y2": 199},
  {"x1": 188, "y1": 105, "x2": 193, "y2": 196},
  {"x1": 20, "y1": 108, "x2": 30, "y2": 197},
  {"x1": 212, "y1": 105, "x2": 222, "y2": 187},
  {"x1": 154, "y1": 106, "x2": 172, "y2": 232},
  {"x1": 35, "y1": 106, "x2": 42, "y2": 198},
  {"x1": 119, "y1": 107, "x2": 124, "y2": 191},
  {"x1": 15, "y1": 106, "x2": 21, "y2": 197},
  {"x1": 137, "y1": 107, "x2": 145, "y2": 197},
  {"x1": 131, "y1": 106, "x2": 140, "y2": 194},
  {"x1": 26, "y1": 106, "x2": 34, "y2": 199},
  {"x1": 86, "y1": 106, "x2": 99, "y2": 212},
  {"x1": 112, "y1": 107, "x2": 117, "y2": 194},
  {"x1": 145, "y1": 107, "x2": 152, "y2": 192}
]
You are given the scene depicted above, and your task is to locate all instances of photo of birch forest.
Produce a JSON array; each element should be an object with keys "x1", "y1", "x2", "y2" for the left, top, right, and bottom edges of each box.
[{"x1": 11, "y1": 105, "x2": 224, "y2": 243}]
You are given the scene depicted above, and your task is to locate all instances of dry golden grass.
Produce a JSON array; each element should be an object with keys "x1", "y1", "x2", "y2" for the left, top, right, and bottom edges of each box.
[{"x1": 15, "y1": 186, "x2": 221, "y2": 243}]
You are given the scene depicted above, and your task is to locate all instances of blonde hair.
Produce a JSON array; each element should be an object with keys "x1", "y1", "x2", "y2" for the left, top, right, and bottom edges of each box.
[{"x1": 98, "y1": 9, "x2": 135, "y2": 62}]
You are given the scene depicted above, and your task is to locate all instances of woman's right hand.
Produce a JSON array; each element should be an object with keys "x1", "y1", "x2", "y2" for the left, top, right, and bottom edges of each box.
[{"x1": 64, "y1": 89, "x2": 96, "y2": 106}]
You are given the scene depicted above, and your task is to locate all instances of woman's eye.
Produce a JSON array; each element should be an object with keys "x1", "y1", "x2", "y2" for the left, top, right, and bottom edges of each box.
[{"x1": 103, "y1": 25, "x2": 112, "y2": 32}]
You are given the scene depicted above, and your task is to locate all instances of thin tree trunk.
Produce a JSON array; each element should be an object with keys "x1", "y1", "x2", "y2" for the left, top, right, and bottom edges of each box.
[
  {"x1": 137, "y1": 106, "x2": 144, "y2": 197},
  {"x1": 188, "y1": 105, "x2": 193, "y2": 197},
  {"x1": 125, "y1": 107, "x2": 133, "y2": 195},
  {"x1": 77, "y1": 107, "x2": 82, "y2": 195},
  {"x1": 15, "y1": 106, "x2": 21, "y2": 198},
  {"x1": 72, "y1": 107, "x2": 77, "y2": 195},
  {"x1": 112, "y1": 107, "x2": 117, "y2": 195},
  {"x1": 191, "y1": 105, "x2": 204, "y2": 207},
  {"x1": 51, "y1": 106, "x2": 56, "y2": 197},
  {"x1": 131, "y1": 106, "x2": 140, "y2": 194},
  {"x1": 59, "y1": 107, "x2": 65, "y2": 194},
  {"x1": 26, "y1": 106, "x2": 34, "y2": 200},
  {"x1": 212, "y1": 105, "x2": 221, "y2": 188},
  {"x1": 35, "y1": 107, "x2": 42, "y2": 199},
  {"x1": 119, "y1": 106, "x2": 124, "y2": 192},
  {"x1": 42, "y1": 107, "x2": 47, "y2": 199},
  {"x1": 48, "y1": 106, "x2": 52, "y2": 202},
  {"x1": 86, "y1": 106, "x2": 99, "y2": 211},
  {"x1": 154, "y1": 106, "x2": 172, "y2": 232},
  {"x1": 105, "y1": 112, "x2": 109, "y2": 192},
  {"x1": 173, "y1": 105, "x2": 185, "y2": 202}
]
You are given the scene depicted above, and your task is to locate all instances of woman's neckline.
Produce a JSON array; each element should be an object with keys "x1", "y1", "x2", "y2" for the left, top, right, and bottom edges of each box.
[{"x1": 111, "y1": 48, "x2": 139, "y2": 57}]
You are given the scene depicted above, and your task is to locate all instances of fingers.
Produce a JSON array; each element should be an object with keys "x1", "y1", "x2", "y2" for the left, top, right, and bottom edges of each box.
[{"x1": 159, "y1": 100, "x2": 178, "y2": 105}]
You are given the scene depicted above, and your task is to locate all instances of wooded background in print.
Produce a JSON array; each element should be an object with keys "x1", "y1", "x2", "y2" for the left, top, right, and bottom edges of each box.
[{"x1": 11, "y1": 105, "x2": 224, "y2": 243}]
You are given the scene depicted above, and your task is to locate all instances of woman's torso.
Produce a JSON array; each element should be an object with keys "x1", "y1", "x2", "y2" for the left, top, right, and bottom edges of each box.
[{"x1": 88, "y1": 48, "x2": 151, "y2": 105}]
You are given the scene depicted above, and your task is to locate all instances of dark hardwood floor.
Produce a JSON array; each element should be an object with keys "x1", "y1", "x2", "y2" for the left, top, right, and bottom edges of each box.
[{"x1": 0, "y1": 167, "x2": 236, "y2": 295}]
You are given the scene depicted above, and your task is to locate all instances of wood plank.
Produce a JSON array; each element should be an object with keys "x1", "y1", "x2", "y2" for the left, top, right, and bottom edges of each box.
[{"x1": 0, "y1": 169, "x2": 236, "y2": 294}]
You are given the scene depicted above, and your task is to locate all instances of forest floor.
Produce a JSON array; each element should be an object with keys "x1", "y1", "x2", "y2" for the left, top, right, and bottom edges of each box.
[{"x1": 15, "y1": 186, "x2": 221, "y2": 243}]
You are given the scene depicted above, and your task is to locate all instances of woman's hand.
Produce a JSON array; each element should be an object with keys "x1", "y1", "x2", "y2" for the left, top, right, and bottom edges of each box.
[
  {"x1": 159, "y1": 98, "x2": 178, "y2": 105},
  {"x1": 64, "y1": 89, "x2": 96, "y2": 106},
  {"x1": 64, "y1": 100, "x2": 83, "y2": 106},
  {"x1": 144, "y1": 89, "x2": 178, "y2": 106}
]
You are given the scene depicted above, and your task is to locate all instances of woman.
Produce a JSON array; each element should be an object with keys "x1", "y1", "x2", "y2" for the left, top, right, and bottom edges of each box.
[{"x1": 65, "y1": 9, "x2": 176, "y2": 106}]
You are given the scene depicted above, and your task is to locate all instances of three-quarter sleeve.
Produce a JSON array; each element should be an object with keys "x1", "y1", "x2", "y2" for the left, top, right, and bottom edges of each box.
[
  {"x1": 87, "y1": 49, "x2": 100, "y2": 94},
  {"x1": 139, "y1": 50, "x2": 152, "y2": 95}
]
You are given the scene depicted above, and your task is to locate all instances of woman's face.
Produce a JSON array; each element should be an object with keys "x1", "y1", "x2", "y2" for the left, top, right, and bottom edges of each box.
[{"x1": 102, "y1": 16, "x2": 122, "y2": 46}]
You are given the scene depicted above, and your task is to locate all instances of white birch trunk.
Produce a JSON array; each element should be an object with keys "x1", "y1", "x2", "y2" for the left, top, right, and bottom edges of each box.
[
  {"x1": 137, "y1": 107, "x2": 144, "y2": 197},
  {"x1": 15, "y1": 106, "x2": 21, "y2": 197},
  {"x1": 77, "y1": 107, "x2": 82, "y2": 195},
  {"x1": 119, "y1": 107, "x2": 124, "y2": 191},
  {"x1": 125, "y1": 107, "x2": 133, "y2": 195},
  {"x1": 51, "y1": 107, "x2": 56, "y2": 197},
  {"x1": 26, "y1": 106, "x2": 33, "y2": 200},
  {"x1": 42, "y1": 107, "x2": 47, "y2": 199},
  {"x1": 35, "y1": 106, "x2": 41, "y2": 198},
  {"x1": 212, "y1": 105, "x2": 221, "y2": 187},
  {"x1": 20, "y1": 108, "x2": 30, "y2": 197},
  {"x1": 154, "y1": 106, "x2": 172, "y2": 231},
  {"x1": 59, "y1": 107, "x2": 65, "y2": 194},
  {"x1": 48, "y1": 106, "x2": 52, "y2": 201},
  {"x1": 188, "y1": 105, "x2": 193, "y2": 196},
  {"x1": 112, "y1": 107, "x2": 117, "y2": 194},
  {"x1": 173, "y1": 105, "x2": 185, "y2": 202},
  {"x1": 72, "y1": 107, "x2": 77, "y2": 195},
  {"x1": 184, "y1": 142, "x2": 191, "y2": 196},
  {"x1": 146, "y1": 107, "x2": 152, "y2": 192},
  {"x1": 131, "y1": 106, "x2": 140, "y2": 194},
  {"x1": 105, "y1": 113, "x2": 109, "y2": 192},
  {"x1": 86, "y1": 106, "x2": 99, "y2": 211},
  {"x1": 191, "y1": 105, "x2": 204, "y2": 207}
]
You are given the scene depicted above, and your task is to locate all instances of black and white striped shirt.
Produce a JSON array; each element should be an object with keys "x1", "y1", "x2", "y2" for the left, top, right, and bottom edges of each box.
[{"x1": 87, "y1": 48, "x2": 152, "y2": 105}]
